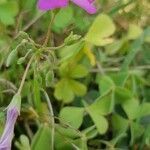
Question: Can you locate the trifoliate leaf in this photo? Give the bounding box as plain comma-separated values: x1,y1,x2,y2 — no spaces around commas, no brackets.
59,107,84,129
123,99,139,120
69,64,88,79
85,14,116,46
69,79,87,96
54,78,74,103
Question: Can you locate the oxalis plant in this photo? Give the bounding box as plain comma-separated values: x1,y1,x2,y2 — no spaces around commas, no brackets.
0,0,150,150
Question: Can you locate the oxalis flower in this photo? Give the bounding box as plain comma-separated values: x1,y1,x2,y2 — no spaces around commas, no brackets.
38,0,97,14
0,94,21,150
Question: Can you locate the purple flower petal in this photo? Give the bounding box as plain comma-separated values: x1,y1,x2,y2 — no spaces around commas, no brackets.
0,107,19,150
38,0,68,10
71,0,96,14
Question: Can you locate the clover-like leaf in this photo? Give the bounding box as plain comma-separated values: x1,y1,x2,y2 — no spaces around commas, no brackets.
85,14,116,46
127,24,143,40
69,64,88,79
53,6,73,32
54,78,86,103
86,92,113,134
54,78,74,103
59,107,84,129
96,75,115,95
69,79,87,96
122,99,139,120
31,125,52,150
58,41,84,62
111,114,129,134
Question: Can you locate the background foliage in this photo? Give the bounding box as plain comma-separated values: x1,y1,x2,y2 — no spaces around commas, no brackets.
0,0,150,149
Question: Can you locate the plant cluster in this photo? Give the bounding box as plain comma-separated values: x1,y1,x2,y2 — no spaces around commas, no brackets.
0,0,150,150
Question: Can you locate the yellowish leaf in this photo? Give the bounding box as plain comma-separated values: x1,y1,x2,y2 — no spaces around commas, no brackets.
85,14,116,46
83,44,96,66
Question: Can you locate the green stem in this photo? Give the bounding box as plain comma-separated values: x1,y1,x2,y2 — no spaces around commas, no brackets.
43,11,56,46
17,56,34,94
41,89,55,150
23,12,46,32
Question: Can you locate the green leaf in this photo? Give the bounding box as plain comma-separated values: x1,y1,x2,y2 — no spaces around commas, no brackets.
53,6,73,31
83,44,96,66
55,124,80,139
54,131,75,149
21,0,36,10
114,87,133,104
138,103,150,118
69,64,88,79
85,14,116,46
122,99,139,120
54,131,86,150
88,92,113,116
82,126,98,140
121,27,150,71
111,72,129,86
0,1,19,25
69,79,87,96
127,24,143,40
54,78,87,103
111,133,127,146
58,41,84,62
86,93,113,134
59,63,88,78
142,126,150,147
89,113,108,135
111,114,128,134
17,57,26,65
6,49,17,67
105,39,125,55
15,135,31,150
58,62,69,77
73,138,88,150
96,75,115,95
121,36,144,71
31,125,52,150
130,122,144,145
54,78,74,103
59,107,84,129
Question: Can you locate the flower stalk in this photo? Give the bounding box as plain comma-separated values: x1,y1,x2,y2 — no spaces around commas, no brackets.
0,55,34,150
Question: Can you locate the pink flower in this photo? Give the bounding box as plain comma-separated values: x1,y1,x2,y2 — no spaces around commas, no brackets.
38,0,97,14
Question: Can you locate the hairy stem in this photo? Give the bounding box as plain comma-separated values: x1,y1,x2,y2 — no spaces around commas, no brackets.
41,89,55,150
17,56,34,94
43,11,55,46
